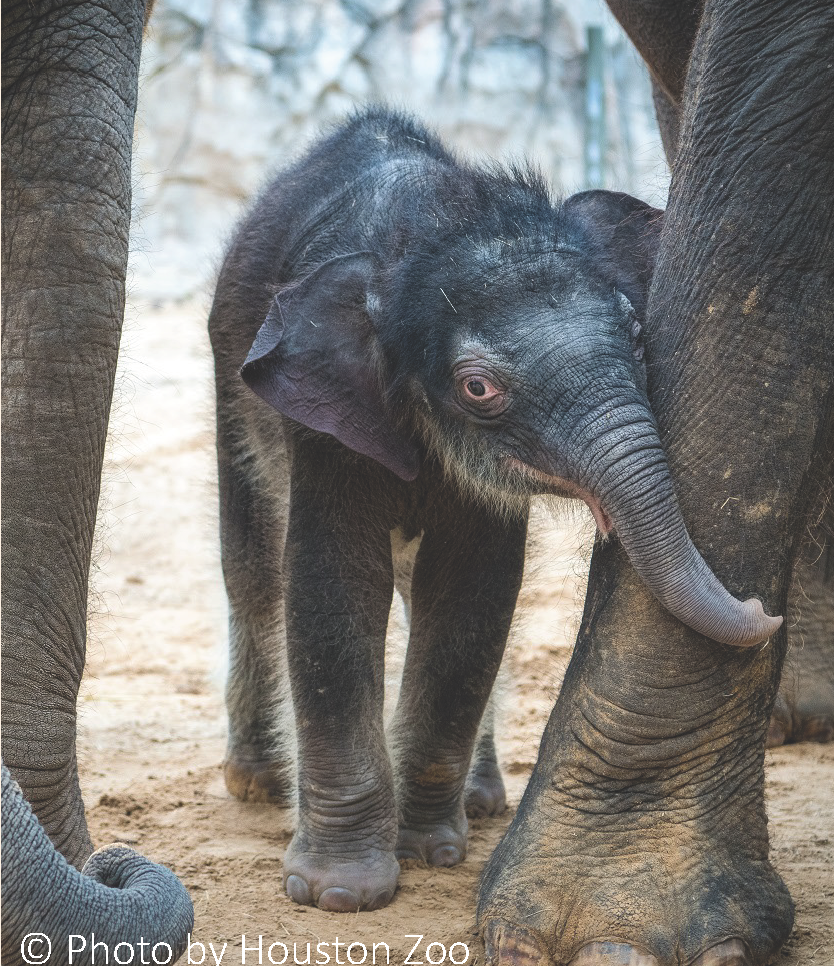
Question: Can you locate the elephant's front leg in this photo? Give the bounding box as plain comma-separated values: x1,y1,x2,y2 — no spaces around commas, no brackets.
1,0,146,867
391,499,527,866
477,546,797,966
282,441,399,912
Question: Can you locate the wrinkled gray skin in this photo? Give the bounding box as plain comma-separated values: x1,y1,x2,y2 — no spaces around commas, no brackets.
1,764,194,966
477,2,834,966
2,0,192,952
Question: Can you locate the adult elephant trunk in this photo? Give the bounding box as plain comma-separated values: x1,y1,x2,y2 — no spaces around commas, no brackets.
1,764,194,966
575,411,782,648
2,0,146,865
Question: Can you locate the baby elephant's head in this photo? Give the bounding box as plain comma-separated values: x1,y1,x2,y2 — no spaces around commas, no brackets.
242,186,781,649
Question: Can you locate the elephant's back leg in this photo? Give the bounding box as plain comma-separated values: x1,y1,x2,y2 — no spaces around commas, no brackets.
769,523,834,746
465,692,507,818
215,373,294,804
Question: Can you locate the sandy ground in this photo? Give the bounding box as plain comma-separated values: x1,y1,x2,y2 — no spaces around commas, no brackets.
79,295,833,965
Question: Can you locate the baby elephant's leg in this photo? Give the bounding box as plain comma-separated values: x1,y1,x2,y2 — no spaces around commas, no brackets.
282,441,399,912
391,499,527,866
769,531,834,746
392,529,509,819
218,414,293,804
465,693,507,818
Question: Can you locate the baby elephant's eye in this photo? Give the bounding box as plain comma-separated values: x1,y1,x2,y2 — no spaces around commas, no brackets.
455,368,507,416
463,376,500,402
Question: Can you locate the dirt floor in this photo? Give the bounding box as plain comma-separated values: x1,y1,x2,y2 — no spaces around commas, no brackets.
79,295,833,965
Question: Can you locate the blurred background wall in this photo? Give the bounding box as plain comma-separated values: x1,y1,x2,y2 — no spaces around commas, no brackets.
130,0,671,300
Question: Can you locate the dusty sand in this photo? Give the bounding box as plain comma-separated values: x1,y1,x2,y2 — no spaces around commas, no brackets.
79,296,833,965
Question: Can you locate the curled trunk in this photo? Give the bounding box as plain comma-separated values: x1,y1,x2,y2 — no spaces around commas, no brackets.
1,763,193,966
579,417,782,648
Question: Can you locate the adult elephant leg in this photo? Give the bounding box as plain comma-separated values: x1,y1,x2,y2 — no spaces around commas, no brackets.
769,520,834,747
477,2,834,965
1,0,146,866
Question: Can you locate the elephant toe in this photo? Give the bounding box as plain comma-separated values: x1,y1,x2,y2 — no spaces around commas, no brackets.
690,939,750,966
569,943,658,966
283,836,399,911
484,920,550,966
224,754,292,804
396,821,467,866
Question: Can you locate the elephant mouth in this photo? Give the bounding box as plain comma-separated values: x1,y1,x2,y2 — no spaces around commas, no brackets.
504,457,613,534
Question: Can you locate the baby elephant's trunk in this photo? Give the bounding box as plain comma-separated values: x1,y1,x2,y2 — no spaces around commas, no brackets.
580,415,782,648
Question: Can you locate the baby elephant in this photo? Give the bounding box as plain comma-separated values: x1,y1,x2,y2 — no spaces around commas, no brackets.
208,108,780,913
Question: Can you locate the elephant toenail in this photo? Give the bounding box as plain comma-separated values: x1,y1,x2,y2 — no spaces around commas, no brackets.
430,844,462,867
690,939,750,966
285,874,313,906
317,886,362,912
483,920,548,966
367,889,395,911
569,942,659,965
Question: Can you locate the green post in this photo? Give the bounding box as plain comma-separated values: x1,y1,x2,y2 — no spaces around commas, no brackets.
584,24,606,189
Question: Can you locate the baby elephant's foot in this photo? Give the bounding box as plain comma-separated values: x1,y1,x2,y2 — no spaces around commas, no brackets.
284,834,399,912
224,742,292,804
766,654,834,747
396,812,468,867
767,690,834,746
396,770,469,866
396,757,472,865
284,771,400,912
465,758,507,818
769,546,834,747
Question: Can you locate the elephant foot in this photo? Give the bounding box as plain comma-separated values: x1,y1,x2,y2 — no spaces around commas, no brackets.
767,686,834,747
766,645,834,747
484,928,750,966
465,757,507,818
768,539,834,747
223,743,293,803
284,768,400,911
395,760,470,865
283,833,399,912
476,783,793,966
396,813,468,866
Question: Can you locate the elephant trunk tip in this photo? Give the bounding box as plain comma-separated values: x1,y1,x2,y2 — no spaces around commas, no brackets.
83,843,195,948
724,597,783,648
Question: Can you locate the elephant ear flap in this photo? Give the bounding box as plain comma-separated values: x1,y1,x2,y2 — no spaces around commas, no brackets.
562,190,664,316
241,252,420,481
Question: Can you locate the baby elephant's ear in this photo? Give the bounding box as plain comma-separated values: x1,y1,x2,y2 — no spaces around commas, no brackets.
241,252,420,481
562,190,664,316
